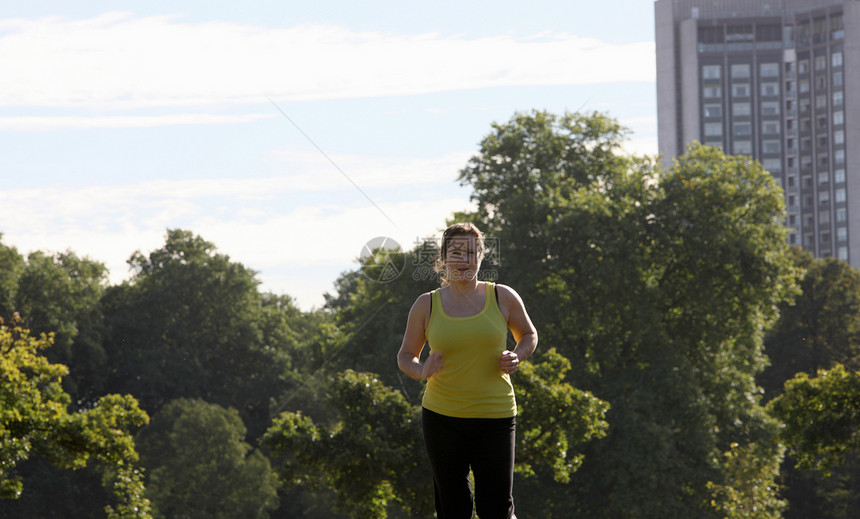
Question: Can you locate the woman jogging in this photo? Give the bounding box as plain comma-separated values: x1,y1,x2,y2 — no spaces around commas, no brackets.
397,222,538,519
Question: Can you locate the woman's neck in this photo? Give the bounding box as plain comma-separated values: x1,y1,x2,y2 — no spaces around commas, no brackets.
448,278,481,297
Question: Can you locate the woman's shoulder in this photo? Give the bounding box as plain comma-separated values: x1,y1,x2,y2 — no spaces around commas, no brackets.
493,283,525,307
411,291,434,311
492,283,518,298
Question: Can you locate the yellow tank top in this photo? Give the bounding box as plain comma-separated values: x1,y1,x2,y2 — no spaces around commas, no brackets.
422,282,517,418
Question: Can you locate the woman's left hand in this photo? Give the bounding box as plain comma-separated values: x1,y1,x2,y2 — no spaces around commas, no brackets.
500,350,520,374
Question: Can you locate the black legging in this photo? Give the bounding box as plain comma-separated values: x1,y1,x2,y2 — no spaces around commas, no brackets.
421,407,516,519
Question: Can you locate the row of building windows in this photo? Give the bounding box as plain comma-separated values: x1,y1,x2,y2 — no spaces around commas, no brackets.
788,236,850,262
697,15,845,46
788,189,850,206
702,84,843,105
788,208,849,225
701,52,843,81
783,169,848,186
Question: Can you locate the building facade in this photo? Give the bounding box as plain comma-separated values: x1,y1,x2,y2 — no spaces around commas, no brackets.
655,0,860,265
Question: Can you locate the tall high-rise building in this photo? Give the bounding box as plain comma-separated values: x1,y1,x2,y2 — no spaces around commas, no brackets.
655,0,860,265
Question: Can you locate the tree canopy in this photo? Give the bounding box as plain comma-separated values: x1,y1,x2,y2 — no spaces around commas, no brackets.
0,317,151,518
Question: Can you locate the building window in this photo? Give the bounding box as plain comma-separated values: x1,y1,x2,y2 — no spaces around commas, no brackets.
838,247,848,261
838,227,847,242
816,94,828,108
818,135,828,148
760,62,780,77
762,102,780,115
761,82,780,96
835,169,846,183
836,188,846,203
820,191,830,205
833,52,843,67
833,91,844,107
833,150,845,166
835,130,845,145
800,98,810,113
734,140,752,155
733,84,750,97
762,122,780,135
815,55,827,71
763,140,781,153
832,14,845,39
837,208,847,223
818,155,829,168
836,150,845,165
731,63,751,78
762,158,781,172
816,76,828,90
819,171,830,184
704,122,723,136
799,79,810,93
834,111,844,125
834,71,843,87
704,104,723,117
734,122,751,135
704,86,722,98
733,102,751,116
799,59,809,74
703,65,721,80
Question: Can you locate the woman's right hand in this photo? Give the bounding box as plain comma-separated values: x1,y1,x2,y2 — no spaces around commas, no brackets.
422,351,444,379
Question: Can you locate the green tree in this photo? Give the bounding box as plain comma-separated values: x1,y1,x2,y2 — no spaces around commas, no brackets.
263,369,433,519
514,348,609,482
102,229,304,437
15,250,110,405
458,110,795,517
768,364,860,475
0,317,151,518
0,236,24,318
758,251,860,519
136,398,279,519
323,247,439,398
761,250,860,400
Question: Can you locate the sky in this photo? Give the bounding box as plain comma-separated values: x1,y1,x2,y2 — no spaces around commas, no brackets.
0,1,658,310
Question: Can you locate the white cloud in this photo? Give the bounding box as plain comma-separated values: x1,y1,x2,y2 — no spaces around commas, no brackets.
0,113,275,131
0,151,473,308
0,13,656,110
265,148,474,190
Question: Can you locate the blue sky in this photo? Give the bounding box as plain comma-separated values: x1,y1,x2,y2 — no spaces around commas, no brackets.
0,1,658,309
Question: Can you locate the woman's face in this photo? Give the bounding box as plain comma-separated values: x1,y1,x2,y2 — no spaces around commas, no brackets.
444,234,482,282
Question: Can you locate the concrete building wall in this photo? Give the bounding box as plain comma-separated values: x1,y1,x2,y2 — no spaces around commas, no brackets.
655,0,679,167
844,2,860,263
679,18,701,156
